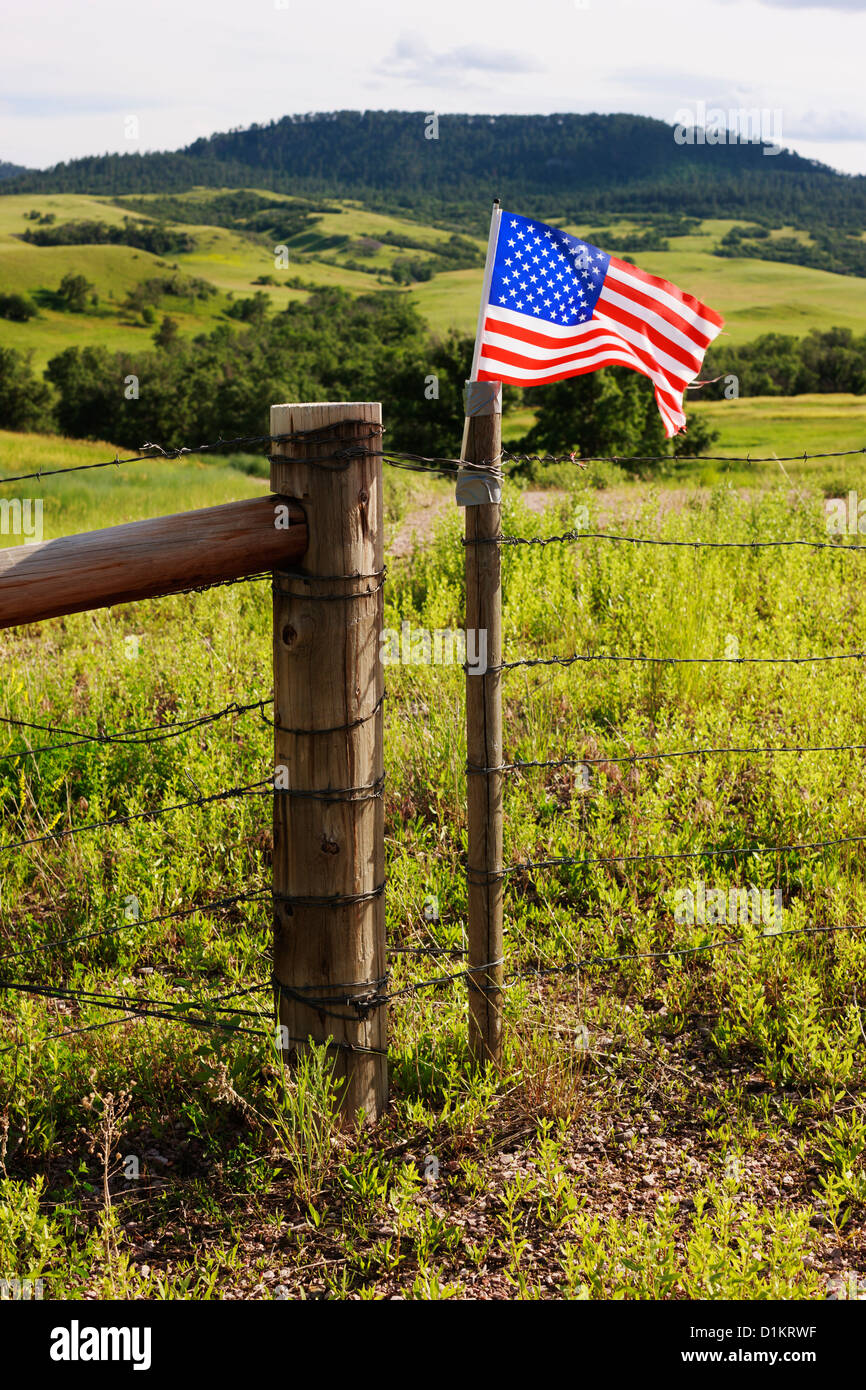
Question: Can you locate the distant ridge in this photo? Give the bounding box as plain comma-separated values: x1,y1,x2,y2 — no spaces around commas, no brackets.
4,111,865,226
0,160,30,181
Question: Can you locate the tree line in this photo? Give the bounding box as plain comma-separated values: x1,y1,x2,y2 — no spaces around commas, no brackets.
702,328,866,397
0,287,716,467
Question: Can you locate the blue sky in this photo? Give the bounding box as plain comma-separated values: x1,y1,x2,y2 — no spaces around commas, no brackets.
2,0,865,174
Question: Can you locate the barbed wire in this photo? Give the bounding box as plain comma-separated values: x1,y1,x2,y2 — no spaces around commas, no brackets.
501,445,866,468
271,916,866,1018
466,530,866,552
5,916,862,1055
0,888,270,965
496,650,866,672
483,827,866,879
381,449,500,478
0,424,491,490
485,735,866,775
506,919,866,985
175,571,274,597
0,432,291,487
0,698,272,767
0,977,268,1053
0,424,385,488
271,957,503,1020
5,430,866,493
0,779,271,855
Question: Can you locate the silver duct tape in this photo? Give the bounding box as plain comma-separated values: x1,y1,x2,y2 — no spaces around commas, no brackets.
463,380,502,417
456,470,502,506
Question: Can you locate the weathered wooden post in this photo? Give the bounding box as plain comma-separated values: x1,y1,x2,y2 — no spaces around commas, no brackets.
270,402,387,1124
459,382,504,1067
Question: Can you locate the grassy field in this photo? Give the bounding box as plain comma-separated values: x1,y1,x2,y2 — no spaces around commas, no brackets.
0,431,267,542
0,428,865,1300
0,190,481,370
502,394,866,496
4,193,866,371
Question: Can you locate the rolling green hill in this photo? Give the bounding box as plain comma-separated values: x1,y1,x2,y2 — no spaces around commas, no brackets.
4,190,866,374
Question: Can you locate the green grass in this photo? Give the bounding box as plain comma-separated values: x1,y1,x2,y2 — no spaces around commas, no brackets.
0,431,267,541
0,434,865,1300
683,394,866,488
503,394,866,491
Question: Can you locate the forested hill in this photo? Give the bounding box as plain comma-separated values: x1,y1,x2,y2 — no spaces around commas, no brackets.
0,160,29,181
5,111,866,227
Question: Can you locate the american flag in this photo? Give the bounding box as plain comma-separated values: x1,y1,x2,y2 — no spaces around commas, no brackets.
475,210,724,438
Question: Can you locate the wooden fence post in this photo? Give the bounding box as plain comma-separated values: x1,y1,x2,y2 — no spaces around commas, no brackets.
462,384,504,1067
269,402,387,1125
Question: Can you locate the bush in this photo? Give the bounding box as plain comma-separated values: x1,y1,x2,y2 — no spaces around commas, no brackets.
0,347,54,431
0,292,36,322
57,273,94,313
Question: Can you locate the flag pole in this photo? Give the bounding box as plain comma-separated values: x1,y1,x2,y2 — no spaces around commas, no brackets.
461,198,504,1069
460,198,502,464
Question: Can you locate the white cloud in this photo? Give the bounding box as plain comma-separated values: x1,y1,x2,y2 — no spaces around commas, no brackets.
755,0,866,9
382,34,543,87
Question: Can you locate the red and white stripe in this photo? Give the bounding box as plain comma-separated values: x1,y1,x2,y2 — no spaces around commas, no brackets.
477,255,724,438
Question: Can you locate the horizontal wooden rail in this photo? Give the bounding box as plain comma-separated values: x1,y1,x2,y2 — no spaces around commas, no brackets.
0,495,307,629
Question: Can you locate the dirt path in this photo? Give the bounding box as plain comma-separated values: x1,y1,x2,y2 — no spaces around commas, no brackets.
390,488,568,558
